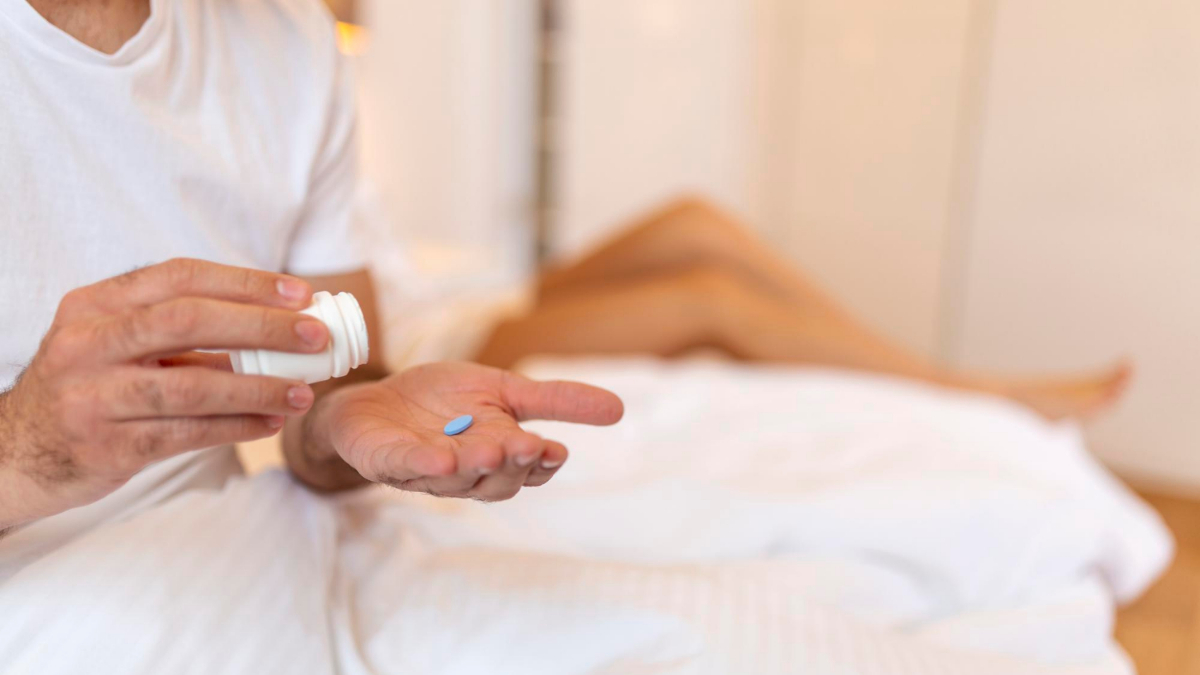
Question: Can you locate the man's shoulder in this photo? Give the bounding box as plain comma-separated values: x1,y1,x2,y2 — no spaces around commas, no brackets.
233,0,339,47
184,0,344,123
193,0,341,71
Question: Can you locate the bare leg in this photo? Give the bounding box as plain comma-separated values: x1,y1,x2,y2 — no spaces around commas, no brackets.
477,268,725,369
481,197,1130,419
482,265,937,372
540,197,844,314
538,197,957,376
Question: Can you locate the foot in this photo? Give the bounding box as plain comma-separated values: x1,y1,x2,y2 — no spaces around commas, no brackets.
985,361,1133,421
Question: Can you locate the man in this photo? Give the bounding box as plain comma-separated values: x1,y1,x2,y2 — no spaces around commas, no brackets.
0,0,622,574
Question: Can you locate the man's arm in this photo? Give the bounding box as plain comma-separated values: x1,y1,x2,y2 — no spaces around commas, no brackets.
0,259,331,529
282,268,387,492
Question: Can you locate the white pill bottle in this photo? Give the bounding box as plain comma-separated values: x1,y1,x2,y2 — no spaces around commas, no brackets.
230,291,369,384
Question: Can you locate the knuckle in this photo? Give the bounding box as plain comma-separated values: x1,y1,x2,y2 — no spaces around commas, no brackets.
41,324,91,368
235,266,263,300
162,258,201,292
55,288,92,320
109,308,161,357
114,311,148,354
152,299,202,340
161,372,204,411
258,307,284,342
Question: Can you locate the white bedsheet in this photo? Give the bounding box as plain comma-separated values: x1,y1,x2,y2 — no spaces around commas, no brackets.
0,358,1172,674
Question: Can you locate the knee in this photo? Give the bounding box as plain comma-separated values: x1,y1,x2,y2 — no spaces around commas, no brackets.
659,194,723,227
671,265,748,311
663,265,758,347
646,195,744,248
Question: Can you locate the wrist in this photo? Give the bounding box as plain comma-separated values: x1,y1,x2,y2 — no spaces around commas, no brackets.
285,384,369,492
0,386,47,531
0,389,22,527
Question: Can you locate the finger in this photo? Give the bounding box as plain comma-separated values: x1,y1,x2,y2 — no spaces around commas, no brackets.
500,372,624,425
395,475,480,500
374,443,458,485
415,473,484,499
74,258,312,316
96,297,329,362
154,351,234,371
524,440,568,487
121,414,285,462
400,440,504,497
504,428,546,468
469,471,532,502
102,368,314,419
456,440,505,479
469,431,544,502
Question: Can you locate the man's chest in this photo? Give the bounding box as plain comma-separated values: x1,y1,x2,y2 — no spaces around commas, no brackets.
1,77,307,249
0,57,316,382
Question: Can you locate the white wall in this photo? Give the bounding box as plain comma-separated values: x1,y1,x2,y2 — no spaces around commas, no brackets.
555,0,761,254
954,0,1200,488
357,0,536,286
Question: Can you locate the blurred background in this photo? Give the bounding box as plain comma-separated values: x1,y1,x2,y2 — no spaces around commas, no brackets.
337,0,1199,494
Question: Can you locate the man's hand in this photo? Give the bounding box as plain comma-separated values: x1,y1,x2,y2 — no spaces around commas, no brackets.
302,362,623,501
0,258,331,528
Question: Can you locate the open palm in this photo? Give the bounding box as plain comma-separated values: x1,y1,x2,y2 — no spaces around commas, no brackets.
322,362,623,501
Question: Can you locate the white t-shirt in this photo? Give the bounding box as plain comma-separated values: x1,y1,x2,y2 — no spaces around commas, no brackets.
0,0,365,575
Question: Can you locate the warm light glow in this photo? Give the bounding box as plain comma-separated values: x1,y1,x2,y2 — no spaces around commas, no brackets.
335,21,370,56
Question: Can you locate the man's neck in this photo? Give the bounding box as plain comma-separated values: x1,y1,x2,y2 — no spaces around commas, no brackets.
26,0,152,55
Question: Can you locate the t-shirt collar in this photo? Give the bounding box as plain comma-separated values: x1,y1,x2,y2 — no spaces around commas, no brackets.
0,0,169,67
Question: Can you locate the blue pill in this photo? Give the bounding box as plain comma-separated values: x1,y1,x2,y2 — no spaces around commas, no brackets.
443,415,474,436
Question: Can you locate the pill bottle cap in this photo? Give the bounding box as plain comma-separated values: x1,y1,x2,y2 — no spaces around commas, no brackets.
230,291,369,384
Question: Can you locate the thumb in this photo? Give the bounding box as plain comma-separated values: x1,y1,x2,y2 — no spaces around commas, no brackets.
500,372,624,426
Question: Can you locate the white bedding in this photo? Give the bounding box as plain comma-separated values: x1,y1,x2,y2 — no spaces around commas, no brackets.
0,358,1172,674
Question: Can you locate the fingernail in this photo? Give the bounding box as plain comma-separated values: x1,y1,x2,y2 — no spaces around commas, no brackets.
540,459,563,470
266,415,286,429
277,279,310,302
476,466,494,476
295,320,328,348
287,385,313,409
514,454,538,467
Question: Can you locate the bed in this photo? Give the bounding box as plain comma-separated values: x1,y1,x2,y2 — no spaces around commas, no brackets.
0,356,1170,674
